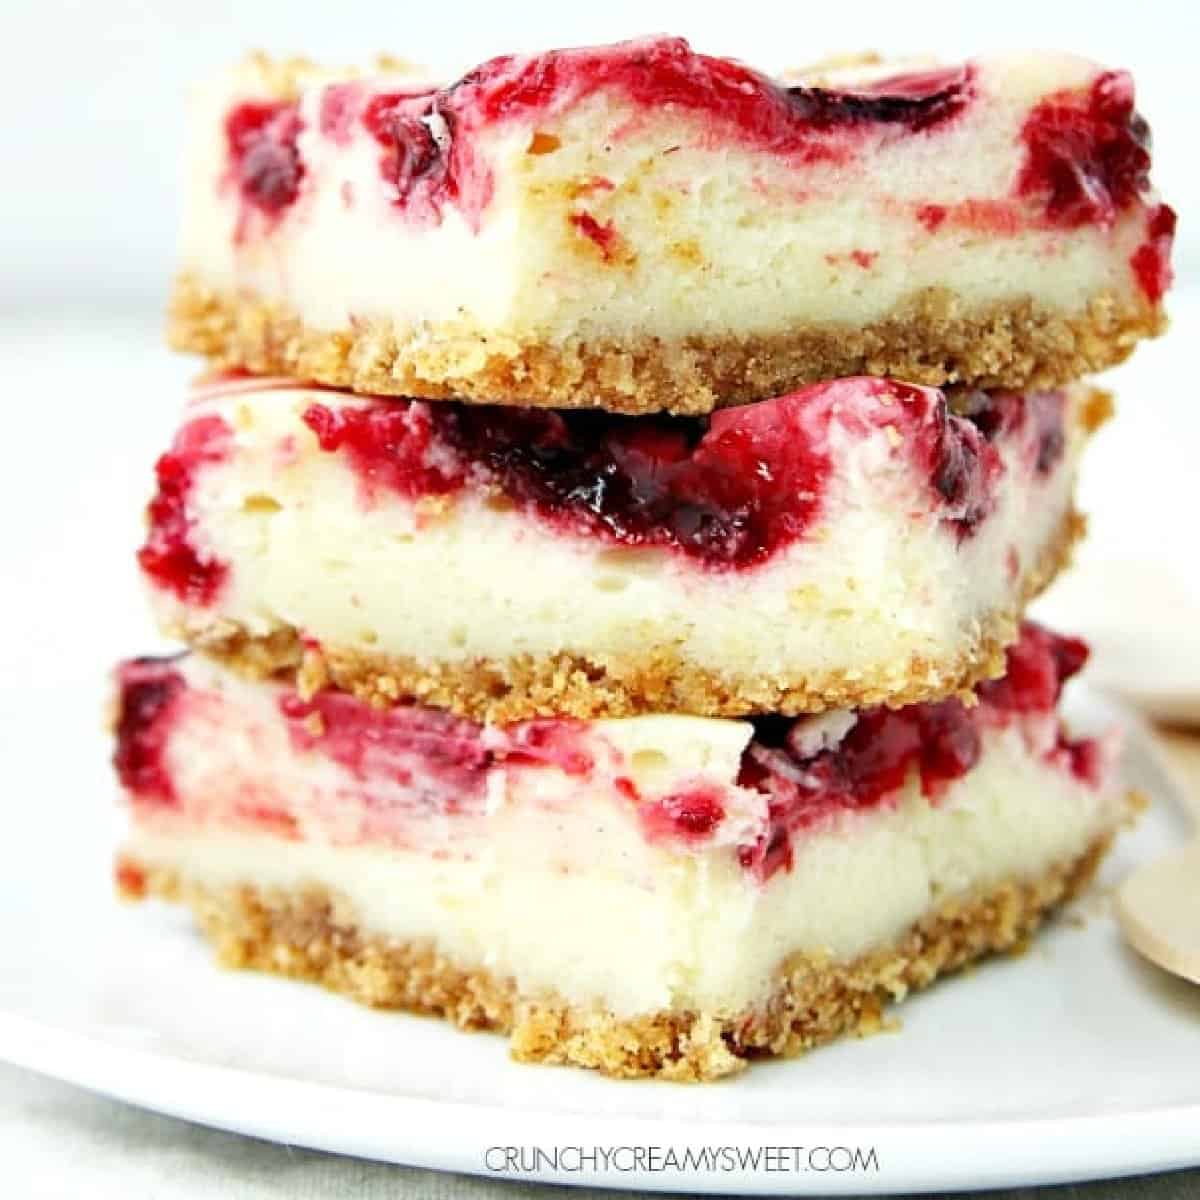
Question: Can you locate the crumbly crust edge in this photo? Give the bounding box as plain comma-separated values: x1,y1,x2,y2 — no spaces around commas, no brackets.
169,273,1163,416
117,829,1116,1081
167,508,1084,722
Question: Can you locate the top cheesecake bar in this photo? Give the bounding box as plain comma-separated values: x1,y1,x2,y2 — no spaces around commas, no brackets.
170,37,1174,415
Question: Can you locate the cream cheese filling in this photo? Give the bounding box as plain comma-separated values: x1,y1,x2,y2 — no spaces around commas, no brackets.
150,385,1086,692
178,52,1158,338
128,724,1119,1017
124,656,1121,1017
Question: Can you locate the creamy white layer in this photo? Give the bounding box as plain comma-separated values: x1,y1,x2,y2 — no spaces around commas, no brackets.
122,655,1122,1017
179,45,1166,348
146,380,1087,704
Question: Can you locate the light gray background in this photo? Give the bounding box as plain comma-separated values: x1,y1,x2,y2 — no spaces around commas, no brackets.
2,1,1196,1195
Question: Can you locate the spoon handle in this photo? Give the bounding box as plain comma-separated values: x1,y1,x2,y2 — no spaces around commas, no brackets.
1116,841,1200,986
1152,729,1200,827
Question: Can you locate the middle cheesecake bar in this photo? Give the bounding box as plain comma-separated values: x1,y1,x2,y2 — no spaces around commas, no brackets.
141,373,1104,721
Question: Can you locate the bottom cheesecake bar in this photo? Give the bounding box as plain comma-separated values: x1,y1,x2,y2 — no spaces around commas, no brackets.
112,624,1129,1080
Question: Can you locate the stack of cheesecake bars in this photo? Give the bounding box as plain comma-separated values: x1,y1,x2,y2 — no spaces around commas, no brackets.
112,37,1174,1079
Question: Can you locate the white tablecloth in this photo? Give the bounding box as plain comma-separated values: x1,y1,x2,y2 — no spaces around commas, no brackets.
3,1064,1196,1199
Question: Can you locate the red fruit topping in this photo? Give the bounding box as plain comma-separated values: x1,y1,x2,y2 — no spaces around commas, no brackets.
113,658,186,805
360,89,474,224
279,690,592,806
1130,203,1177,303
114,622,1102,874
446,391,833,567
977,622,1089,714
822,707,929,799
305,382,1023,568
916,203,948,233
497,720,593,775
319,82,363,145
352,38,972,224
737,622,1097,880
304,394,829,567
614,776,639,802
640,786,727,844
471,40,970,141
953,389,1015,441
137,415,231,605
236,806,301,840
225,100,305,224
1061,737,1106,788
1017,70,1152,228
912,198,1023,237
736,702,979,879
954,389,1065,477
917,700,986,789
114,858,148,898
280,690,492,809
927,415,995,538
302,403,464,501
570,211,618,259
848,65,972,105
908,390,1005,540
1031,393,1067,475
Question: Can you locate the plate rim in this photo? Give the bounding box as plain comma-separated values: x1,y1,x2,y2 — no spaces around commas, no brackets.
3,996,1199,1194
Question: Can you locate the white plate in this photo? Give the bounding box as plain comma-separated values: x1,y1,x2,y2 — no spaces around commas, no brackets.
1,313,1198,1192
1,683,1198,1195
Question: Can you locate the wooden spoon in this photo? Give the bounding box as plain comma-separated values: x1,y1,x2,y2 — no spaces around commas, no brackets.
1116,730,1200,985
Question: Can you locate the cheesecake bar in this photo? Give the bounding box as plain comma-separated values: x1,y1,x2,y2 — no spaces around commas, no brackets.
170,37,1173,413
114,623,1128,1080
139,372,1099,721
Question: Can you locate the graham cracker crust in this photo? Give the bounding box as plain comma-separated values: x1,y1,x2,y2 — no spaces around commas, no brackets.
169,508,1085,723
169,273,1162,416
117,830,1114,1081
